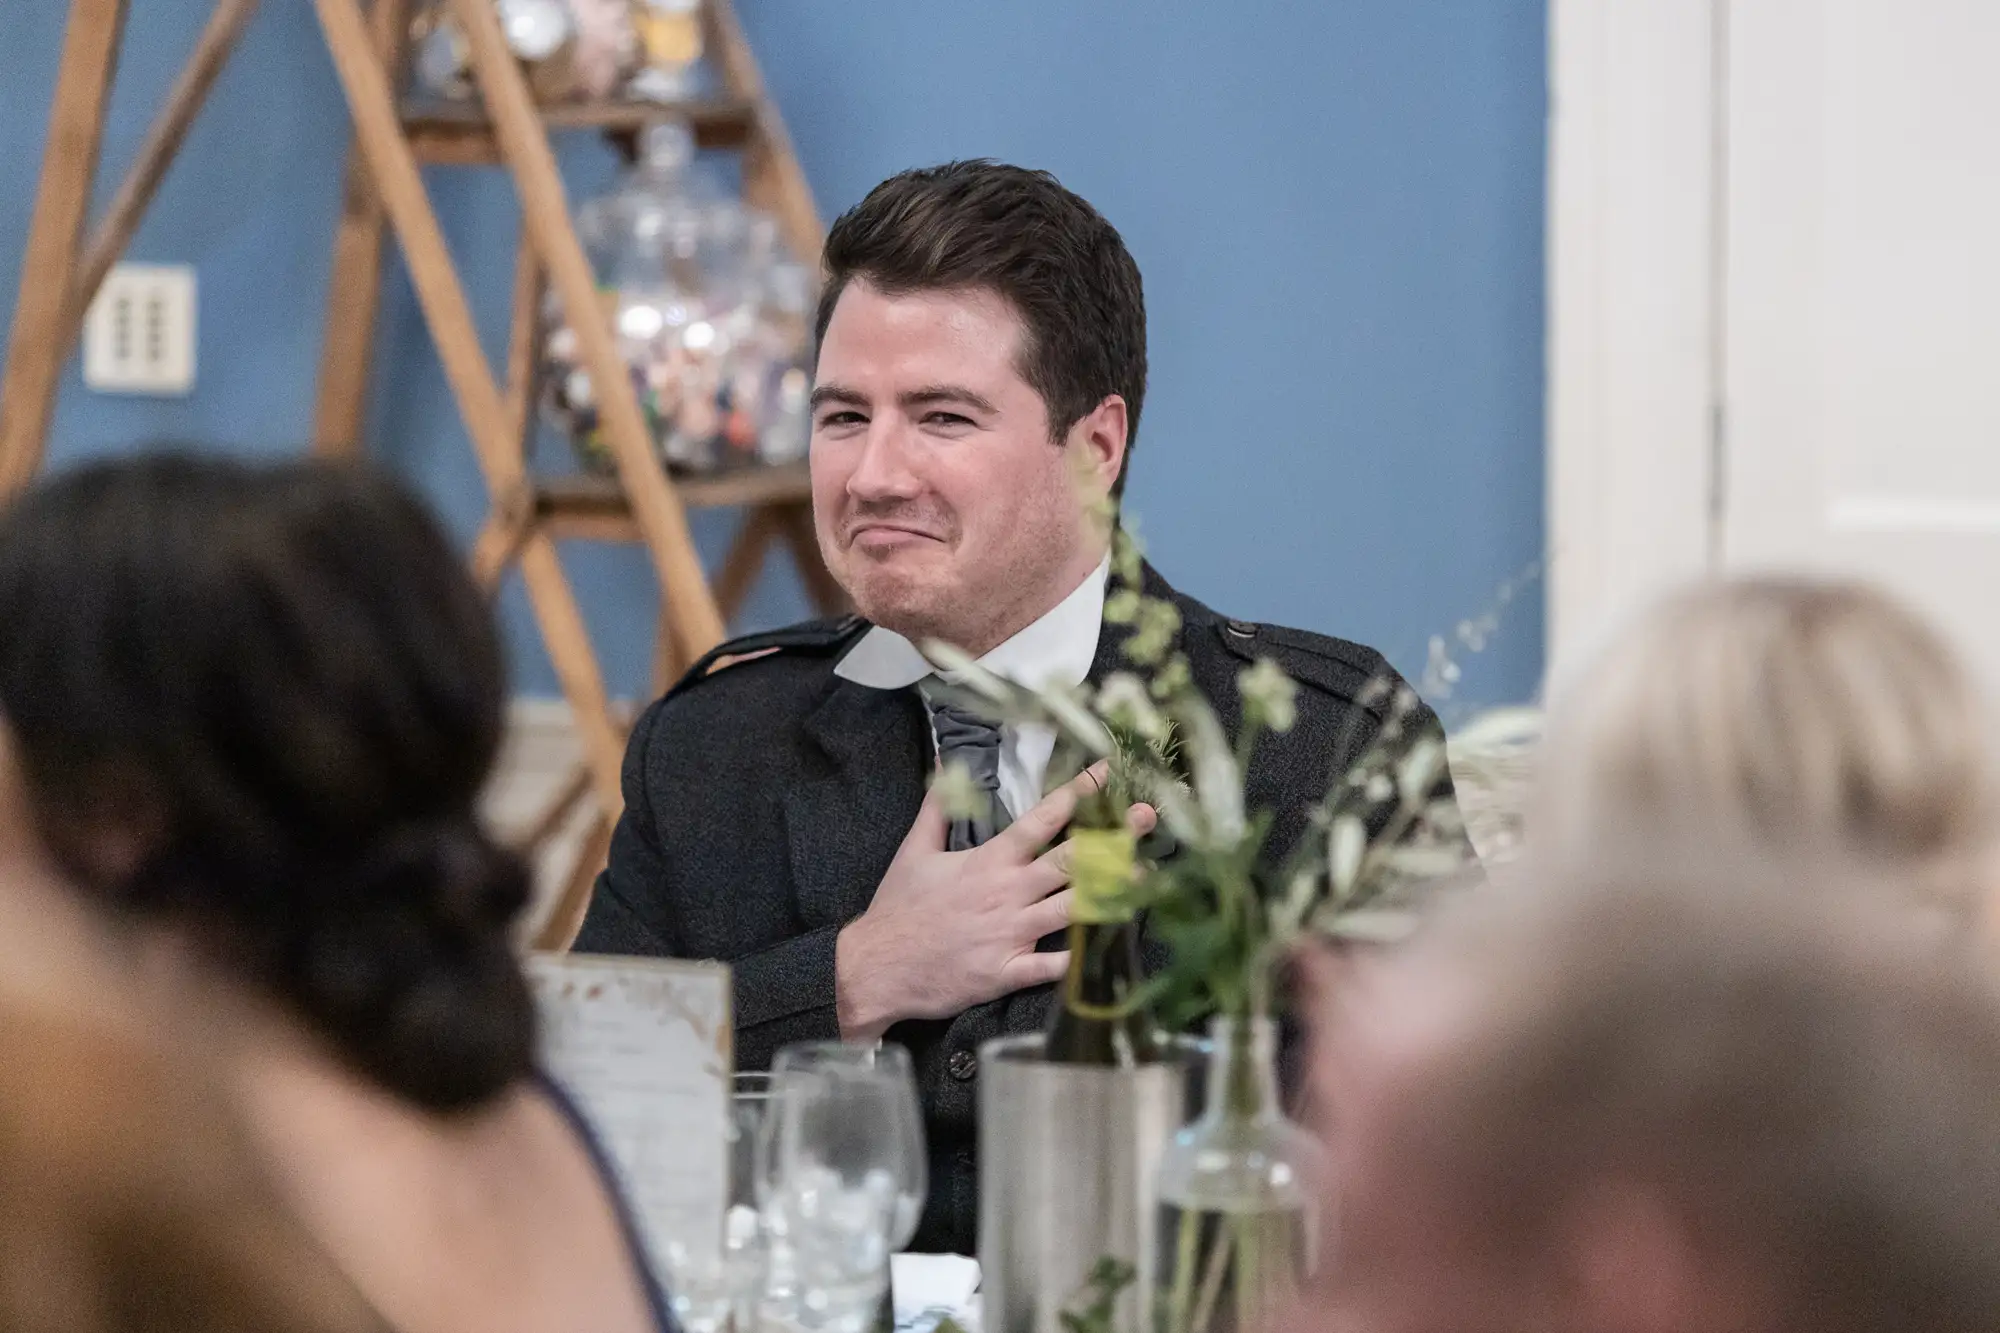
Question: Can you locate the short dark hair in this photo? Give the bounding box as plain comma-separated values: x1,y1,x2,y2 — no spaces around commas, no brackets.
0,452,533,1113
816,160,1148,496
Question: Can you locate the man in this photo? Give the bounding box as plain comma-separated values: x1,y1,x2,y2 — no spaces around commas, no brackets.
1303,850,2000,1333
576,161,1444,1254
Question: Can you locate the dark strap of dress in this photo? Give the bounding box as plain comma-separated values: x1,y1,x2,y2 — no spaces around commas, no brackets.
536,1070,682,1333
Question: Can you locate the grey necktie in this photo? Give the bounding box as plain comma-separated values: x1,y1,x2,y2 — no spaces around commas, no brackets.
922,685,1009,850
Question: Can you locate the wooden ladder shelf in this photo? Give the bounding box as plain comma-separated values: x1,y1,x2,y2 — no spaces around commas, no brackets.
0,0,840,948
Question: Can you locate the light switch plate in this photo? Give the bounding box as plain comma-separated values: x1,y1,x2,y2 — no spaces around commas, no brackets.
82,263,197,396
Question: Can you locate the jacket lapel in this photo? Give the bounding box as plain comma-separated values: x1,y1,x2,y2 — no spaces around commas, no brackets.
783,675,930,929
1085,559,1199,685
1034,561,1201,798
786,557,1196,907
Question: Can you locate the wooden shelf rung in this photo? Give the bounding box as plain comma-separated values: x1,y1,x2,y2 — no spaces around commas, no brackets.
534,461,812,542
403,95,758,165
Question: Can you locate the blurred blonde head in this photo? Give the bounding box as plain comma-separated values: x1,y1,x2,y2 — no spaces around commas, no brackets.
1533,576,1998,911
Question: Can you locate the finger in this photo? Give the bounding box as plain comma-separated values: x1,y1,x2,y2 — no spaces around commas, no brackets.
1030,837,1073,882
903,780,950,852
1025,888,1074,939
1000,842,1070,906
1001,948,1070,992
1022,804,1155,883
997,760,1111,859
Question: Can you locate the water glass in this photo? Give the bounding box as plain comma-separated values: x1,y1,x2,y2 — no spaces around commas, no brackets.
665,1243,733,1333
761,1042,927,1248
727,1073,777,1326
757,1043,928,1333
665,1072,786,1333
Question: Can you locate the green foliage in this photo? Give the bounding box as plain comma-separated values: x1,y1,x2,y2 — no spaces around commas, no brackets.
923,523,1481,1029
1057,1257,1138,1333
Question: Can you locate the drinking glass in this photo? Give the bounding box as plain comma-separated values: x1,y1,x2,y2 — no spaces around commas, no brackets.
726,1073,777,1326
667,1072,785,1333
756,1043,929,1333
763,1043,927,1246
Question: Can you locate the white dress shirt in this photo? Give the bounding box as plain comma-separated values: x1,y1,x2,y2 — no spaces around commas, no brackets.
833,557,1110,820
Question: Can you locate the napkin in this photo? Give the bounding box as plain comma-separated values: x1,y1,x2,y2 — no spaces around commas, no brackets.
891,1253,981,1332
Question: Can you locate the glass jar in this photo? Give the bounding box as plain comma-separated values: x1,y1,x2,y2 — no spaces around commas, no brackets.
1154,1015,1322,1333
543,119,812,476
544,119,735,474
628,0,706,102
409,0,581,104
735,215,815,468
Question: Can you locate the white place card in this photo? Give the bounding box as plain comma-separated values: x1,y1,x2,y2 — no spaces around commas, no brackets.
528,952,733,1268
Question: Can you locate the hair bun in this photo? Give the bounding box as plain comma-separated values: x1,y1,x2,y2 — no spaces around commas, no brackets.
342,821,532,934
288,821,537,1111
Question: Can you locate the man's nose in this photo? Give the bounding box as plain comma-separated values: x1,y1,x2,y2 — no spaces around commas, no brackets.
846,420,923,500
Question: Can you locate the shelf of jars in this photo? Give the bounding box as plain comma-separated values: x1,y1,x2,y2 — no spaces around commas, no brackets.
400,96,758,165
410,3,816,498
402,0,761,157
406,1,819,502
536,116,814,485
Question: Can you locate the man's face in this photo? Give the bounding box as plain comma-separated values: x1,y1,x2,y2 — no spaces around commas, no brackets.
809,280,1123,653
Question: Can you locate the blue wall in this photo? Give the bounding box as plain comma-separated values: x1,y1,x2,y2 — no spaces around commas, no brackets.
1,2,1547,711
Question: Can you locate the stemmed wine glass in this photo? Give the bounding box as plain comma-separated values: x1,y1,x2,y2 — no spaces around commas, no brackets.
756,1042,928,1332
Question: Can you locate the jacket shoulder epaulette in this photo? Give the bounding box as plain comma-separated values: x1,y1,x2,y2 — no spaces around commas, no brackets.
1205,615,1404,714
665,614,869,701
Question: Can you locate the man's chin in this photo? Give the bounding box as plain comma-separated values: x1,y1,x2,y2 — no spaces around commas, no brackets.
843,568,955,641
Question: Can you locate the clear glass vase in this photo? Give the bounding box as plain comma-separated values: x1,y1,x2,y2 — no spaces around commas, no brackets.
543,118,808,477
1154,1015,1322,1333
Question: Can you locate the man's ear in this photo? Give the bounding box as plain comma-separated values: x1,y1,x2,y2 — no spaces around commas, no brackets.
1066,394,1130,502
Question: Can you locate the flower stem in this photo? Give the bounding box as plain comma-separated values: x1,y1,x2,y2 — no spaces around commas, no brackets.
1234,1213,1261,1333
1166,1205,1199,1333
1188,1219,1233,1333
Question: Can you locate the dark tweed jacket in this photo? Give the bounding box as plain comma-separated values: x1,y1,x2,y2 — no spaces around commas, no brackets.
574,564,1453,1255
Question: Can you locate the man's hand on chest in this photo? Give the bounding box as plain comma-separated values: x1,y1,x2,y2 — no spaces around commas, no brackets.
831,761,1158,1042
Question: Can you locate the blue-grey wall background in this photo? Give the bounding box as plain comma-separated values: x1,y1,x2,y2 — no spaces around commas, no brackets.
0,2,1547,712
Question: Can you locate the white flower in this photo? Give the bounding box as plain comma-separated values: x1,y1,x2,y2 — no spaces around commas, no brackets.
1174,699,1245,844
1328,814,1367,896
1317,907,1421,946
932,760,988,823
1396,738,1445,807
1236,658,1298,734
1124,598,1182,666
1095,672,1171,745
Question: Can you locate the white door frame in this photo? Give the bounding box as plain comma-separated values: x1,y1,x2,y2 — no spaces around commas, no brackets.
1545,0,1724,687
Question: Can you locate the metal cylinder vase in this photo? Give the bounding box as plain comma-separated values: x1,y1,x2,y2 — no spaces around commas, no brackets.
978,1034,1200,1333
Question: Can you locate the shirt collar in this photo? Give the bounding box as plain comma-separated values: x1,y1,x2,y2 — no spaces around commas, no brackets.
833,556,1110,693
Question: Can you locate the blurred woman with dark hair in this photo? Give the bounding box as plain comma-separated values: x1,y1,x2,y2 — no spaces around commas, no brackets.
0,880,388,1333
0,733,382,1333
0,454,671,1333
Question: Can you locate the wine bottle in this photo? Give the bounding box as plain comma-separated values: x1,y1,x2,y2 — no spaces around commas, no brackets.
1044,827,1162,1065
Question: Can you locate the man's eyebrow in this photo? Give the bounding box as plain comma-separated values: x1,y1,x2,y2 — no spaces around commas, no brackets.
899,385,998,414
808,384,869,410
